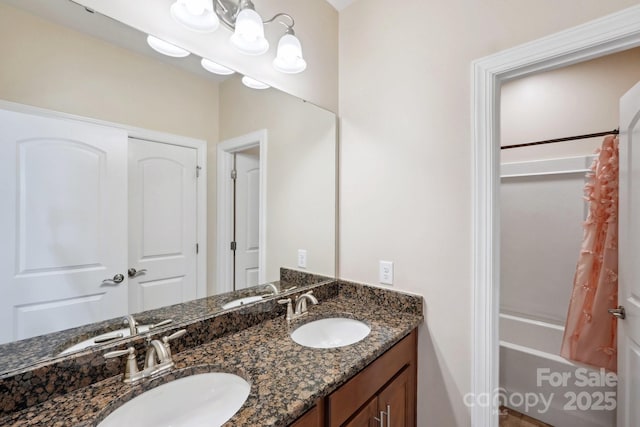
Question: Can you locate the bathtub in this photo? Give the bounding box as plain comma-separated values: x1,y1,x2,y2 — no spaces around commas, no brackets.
500,313,616,427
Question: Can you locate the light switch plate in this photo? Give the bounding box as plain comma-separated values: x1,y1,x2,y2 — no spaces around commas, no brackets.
298,249,307,268
379,260,393,285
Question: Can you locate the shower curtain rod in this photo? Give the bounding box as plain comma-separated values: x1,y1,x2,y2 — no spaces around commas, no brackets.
501,129,619,150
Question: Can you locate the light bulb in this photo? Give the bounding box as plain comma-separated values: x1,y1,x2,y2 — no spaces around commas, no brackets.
242,76,270,90
201,58,235,75
273,33,307,74
146,35,190,58
170,0,219,33
230,8,269,55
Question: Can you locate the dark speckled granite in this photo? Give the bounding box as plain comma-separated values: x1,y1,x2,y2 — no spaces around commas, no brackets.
0,281,422,426
0,269,332,377
0,281,337,416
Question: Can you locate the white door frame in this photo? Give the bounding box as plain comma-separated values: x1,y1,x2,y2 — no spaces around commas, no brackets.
216,129,268,294
471,6,640,426
0,100,208,300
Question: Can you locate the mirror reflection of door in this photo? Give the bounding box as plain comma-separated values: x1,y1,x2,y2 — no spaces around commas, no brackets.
128,138,198,313
0,109,202,343
232,148,260,290
0,110,128,344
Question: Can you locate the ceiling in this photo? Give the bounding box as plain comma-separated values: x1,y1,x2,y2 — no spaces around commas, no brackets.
4,0,354,82
325,0,357,11
2,0,229,82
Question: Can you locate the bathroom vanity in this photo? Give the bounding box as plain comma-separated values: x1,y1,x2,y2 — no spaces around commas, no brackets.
0,280,422,426
292,330,417,427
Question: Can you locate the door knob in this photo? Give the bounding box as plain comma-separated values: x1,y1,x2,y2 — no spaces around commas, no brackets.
102,273,125,285
127,268,147,278
608,306,626,319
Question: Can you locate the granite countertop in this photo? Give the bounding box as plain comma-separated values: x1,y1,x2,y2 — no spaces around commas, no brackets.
0,284,423,427
0,267,331,376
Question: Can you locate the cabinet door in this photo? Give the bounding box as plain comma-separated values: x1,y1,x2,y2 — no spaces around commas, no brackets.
378,368,412,427
344,398,378,427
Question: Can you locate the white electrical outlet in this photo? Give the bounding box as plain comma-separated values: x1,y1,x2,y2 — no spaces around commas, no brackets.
298,249,307,268
379,261,393,285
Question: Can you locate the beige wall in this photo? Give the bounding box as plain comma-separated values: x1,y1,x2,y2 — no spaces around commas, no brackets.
219,76,336,284
502,47,640,163
0,3,221,294
338,1,638,426
0,3,218,144
75,0,339,113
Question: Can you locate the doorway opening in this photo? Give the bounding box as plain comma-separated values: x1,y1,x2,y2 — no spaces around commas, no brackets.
471,6,640,427
497,47,640,427
216,129,267,294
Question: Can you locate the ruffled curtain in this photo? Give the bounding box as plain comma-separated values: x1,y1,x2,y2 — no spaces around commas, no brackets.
560,135,619,372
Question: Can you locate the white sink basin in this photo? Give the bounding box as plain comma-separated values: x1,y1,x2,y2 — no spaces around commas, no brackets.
98,373,250,427
59,325,152,355
291,317,371,348
222,295,264,310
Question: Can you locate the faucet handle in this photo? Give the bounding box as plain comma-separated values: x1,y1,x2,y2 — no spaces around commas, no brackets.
148,319,173,330
104,346,134,359
162,329,186,358
104,346,140,382
278,298,294,322
162,329,186,343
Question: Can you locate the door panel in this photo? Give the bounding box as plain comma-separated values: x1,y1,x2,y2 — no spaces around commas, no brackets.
378,368,410,427
344,398,378,427
619,80,640,427
128,139,197,313
234,151,260,290
0,109,128,343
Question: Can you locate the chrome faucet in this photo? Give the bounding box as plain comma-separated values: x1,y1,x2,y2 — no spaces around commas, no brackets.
278,291,318,322
123,315,138,336
264,283,279,295
144,339,171,369
295,291,318,314
104,329,186,384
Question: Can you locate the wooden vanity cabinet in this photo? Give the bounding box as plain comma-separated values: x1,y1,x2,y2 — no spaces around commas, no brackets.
291,401,325,427
289,329,417,427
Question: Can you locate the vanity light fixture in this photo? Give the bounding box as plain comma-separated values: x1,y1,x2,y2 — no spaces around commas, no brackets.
201,58,235,75
170,0,220,33
146,35,191,58
169,0,306,73
241,75,270,90
273,32,307,74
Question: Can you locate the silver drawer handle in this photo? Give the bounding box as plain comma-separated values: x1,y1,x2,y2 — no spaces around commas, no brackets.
102,273,125,285
128,268,147,278
374,404,391,427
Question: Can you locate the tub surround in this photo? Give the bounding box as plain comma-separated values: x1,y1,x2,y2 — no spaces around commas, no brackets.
0,281,423,426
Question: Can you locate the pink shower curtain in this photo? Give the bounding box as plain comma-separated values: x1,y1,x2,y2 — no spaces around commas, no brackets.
560,135,619,372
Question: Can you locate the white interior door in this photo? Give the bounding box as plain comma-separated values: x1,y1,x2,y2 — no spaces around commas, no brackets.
234,151,260,289
618,80,640,427
0,109,128,344
128,138,198,312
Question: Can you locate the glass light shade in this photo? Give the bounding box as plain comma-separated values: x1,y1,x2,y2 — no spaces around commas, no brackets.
146,35,190,58
230,8,269,55
170,0,219,33
241,76,270,90
273,34,307,74
201,58,235,75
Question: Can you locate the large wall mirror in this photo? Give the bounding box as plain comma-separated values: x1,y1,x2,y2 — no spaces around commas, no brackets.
0,0,336,373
